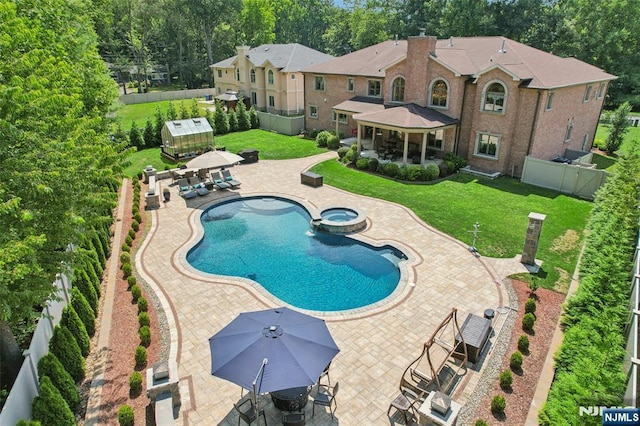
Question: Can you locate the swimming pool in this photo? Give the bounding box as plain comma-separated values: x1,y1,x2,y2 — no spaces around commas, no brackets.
186,197,406,311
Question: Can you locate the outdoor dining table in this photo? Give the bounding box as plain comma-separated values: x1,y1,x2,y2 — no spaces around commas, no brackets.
270,386,311,411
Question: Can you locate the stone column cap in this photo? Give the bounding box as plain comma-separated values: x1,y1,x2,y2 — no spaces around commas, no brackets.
528,212,546,221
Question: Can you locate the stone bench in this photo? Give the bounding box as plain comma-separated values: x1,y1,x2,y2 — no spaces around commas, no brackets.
301,171,323,187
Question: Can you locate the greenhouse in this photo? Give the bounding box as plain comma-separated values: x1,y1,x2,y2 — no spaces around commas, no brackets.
161,118,215,160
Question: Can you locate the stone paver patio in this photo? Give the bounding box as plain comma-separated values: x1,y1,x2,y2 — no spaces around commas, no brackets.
135,152,529,425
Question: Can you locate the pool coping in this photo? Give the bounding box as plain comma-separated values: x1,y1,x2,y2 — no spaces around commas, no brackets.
175,192,420,321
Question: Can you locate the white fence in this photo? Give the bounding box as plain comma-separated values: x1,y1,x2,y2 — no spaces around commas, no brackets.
624,231,640,407
120,88,216,105
256,111,305,136
0,273,72,425
520,155,609,200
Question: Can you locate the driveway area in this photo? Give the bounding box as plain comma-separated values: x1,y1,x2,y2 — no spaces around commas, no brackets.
135,151,528,425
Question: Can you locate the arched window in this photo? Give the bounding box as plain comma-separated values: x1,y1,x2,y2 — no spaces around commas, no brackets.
482,81,506,112
268,70,274,85
392,77,405,102
430,79,448,107
250,69,256,83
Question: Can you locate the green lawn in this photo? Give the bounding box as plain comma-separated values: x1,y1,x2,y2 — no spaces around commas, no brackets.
113,98,209,131
122,129,326,177
594,122,640,161
310,160,592,292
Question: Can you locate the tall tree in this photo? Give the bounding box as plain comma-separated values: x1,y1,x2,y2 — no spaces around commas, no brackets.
439,0,496,37
241,0,275,46
349,0,391,50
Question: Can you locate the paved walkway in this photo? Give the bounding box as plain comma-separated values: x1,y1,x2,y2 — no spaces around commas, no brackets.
136,152,530,425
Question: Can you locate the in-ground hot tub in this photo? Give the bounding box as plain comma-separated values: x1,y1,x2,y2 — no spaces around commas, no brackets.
312,206,367,234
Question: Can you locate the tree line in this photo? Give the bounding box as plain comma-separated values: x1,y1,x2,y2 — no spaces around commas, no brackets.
93,0,640,108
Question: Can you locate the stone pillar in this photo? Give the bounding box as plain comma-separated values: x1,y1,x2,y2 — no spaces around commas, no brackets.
522,212,546,266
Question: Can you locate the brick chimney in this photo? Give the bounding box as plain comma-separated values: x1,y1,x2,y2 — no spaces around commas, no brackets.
405,31,436,104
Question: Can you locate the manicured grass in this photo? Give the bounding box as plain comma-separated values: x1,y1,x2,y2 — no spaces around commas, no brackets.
121,130,326,177
594,122,640,159
113,98,208,131
310,160,592,292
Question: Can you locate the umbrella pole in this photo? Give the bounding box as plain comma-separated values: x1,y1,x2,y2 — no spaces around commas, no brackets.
252,358,268,426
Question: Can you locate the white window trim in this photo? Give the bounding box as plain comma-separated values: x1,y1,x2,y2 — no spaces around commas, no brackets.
250,69,256,83
481,80,507,114
367,79,382,97
429,78,450,109
267,70,274,85
347,77,355,92
583,84,593,103
391,76,406,103
597,82,605,99
236,68,241,81
314,75,325,92
474,132,501,159
268,95,275,107
309,105,318,119
545,91,555,111
565,122,574,142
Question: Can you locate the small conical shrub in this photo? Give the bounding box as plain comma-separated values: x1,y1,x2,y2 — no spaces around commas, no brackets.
71,287,95,336
138,311,150,328
135,346,147,368
518,334,530,353
73,269,98,313
32,376,75,425
139,325,151,346
137,297,148,313
522,312,536,332
491,395,506,414
49,326,85,382
524,298,536,314
37,353,80,411
118,405,134,426
129,371,143,392
131,285,142,301
61,305,90,356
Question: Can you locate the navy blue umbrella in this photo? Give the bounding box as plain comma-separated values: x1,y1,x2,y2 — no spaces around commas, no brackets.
209,307,340,394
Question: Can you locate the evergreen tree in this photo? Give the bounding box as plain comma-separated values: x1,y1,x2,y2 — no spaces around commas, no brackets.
61,305,90,357
71,288,95,337
190,98,201,118
154,107,164,147
49,326,85,382
32,376,75,426
205,108,216,134
605,101,632,154
228,109,238,132
143,118,155,147
213,100,229,134
179,101,190,119
37,353,80,411
129,121,144,148
166,101,177,120
236,99,251,131
249,105,259,129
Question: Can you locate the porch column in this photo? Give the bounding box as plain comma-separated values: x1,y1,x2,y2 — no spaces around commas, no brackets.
372,126,377,151
356,125,361,153
402,133,409,164
421,132,428,164
335,116,339,138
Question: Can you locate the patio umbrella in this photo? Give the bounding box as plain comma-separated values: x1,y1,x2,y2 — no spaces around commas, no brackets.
209,307,340,394
185,150,244,170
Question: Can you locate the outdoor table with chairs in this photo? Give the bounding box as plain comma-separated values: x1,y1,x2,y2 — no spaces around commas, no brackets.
270,386,311,411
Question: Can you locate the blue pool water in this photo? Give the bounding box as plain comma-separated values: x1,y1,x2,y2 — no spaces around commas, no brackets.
186,197,405,311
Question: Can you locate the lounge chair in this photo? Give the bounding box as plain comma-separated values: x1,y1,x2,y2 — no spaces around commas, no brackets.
210,171,231,190
221,169,241,188
176,178,197,199
188,177,210,196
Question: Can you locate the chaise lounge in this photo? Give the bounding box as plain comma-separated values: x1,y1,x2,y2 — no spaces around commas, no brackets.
176,178,197,199
210,171,231,190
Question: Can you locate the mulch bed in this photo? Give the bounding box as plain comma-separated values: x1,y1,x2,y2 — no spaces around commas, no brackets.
472,280,565,424
82,180,160,425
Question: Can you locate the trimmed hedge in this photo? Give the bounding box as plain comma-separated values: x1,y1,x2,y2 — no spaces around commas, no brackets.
540,153,639,424
37,353,80,411
491,395,506,414
32,376,75,425
61,305,90,357
129,371,143,392
71,287,95,337
135,346,147,367
49,325,85,382
73,269,98,314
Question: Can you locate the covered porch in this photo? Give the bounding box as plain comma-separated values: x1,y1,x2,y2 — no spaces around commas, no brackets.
333,98,458,166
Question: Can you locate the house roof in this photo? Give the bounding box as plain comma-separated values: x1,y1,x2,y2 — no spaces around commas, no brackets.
353,103,459,130
433,37,616,88
303,40,408,77
333,96,385,114
303,36,616,89
211,44,334,72
164,118,213,137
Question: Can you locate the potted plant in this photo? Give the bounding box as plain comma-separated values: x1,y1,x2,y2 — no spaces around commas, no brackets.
163,187,170,202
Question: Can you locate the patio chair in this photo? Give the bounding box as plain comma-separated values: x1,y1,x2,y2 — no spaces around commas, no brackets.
210,171,231,190
176,178,197,199
387,386,421,424
234,398,267,426
312,381,338,419
316,361,331,388
188,177,210,196
282,410,305,426
221,169,241,188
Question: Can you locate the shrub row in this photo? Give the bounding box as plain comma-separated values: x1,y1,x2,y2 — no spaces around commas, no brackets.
540,151,640,425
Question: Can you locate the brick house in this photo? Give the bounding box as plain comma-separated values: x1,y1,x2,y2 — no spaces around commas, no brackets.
302,34,616,176
211,44,334,116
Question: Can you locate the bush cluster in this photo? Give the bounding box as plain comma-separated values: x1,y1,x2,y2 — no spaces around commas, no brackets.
491,395,506,414
524,298,536,314
522,312,536,332
510,350,523,370
499,370,513,390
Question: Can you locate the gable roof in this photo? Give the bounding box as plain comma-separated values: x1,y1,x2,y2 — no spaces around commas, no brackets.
303,40,408,77
211,44,334,72
163,118,213,137
302,36,615,89
433,37,616,89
